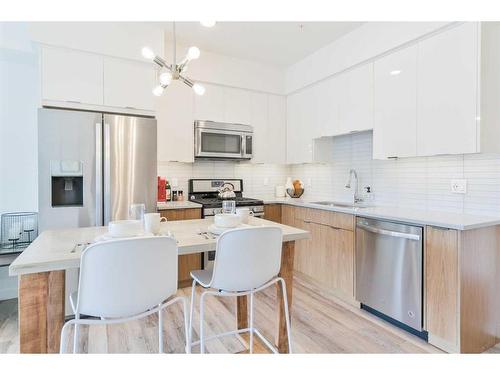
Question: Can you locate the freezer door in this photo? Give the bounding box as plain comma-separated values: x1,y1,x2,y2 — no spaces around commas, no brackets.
103,114,157,223
38,108,102,231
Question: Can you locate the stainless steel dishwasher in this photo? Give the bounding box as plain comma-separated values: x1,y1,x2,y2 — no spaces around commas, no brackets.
356,217,424,335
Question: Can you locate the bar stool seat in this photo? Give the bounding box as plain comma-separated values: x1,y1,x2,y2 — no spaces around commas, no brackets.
190,269,212,288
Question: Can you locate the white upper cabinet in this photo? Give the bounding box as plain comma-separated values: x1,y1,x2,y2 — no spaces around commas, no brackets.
156,81,194,163
251,93,286,164
286,90,313,164
373,45,418,159
317,77,340,137
41,46,156,114
103,57,155,111
250,92,268,164
42,47,103,105
266,94,287,164
417,22,479,156
193,83,225,122
224,88,251,124
336,63,374,135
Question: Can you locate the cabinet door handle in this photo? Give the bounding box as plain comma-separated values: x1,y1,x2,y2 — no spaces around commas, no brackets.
303,219,343,231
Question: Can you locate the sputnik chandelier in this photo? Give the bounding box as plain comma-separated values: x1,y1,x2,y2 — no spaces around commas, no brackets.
142,21,214,96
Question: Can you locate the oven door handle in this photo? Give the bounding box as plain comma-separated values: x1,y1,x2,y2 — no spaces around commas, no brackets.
357,223,421,241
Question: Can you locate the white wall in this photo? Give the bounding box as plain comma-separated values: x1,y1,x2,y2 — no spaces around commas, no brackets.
29,22,164,62
285,22,452,93
164,40,286,95
0,22,40,300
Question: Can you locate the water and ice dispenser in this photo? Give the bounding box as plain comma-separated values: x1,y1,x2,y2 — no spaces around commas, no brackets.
50,160,84,207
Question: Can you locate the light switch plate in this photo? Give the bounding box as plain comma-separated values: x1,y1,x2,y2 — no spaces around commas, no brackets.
451,179,467,194
263,178,269,186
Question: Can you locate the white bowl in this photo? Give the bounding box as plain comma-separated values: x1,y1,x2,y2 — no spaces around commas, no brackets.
108,220,143,238
214,213,241,228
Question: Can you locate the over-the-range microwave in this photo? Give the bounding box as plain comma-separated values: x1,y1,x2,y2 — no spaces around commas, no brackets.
194,120,253,160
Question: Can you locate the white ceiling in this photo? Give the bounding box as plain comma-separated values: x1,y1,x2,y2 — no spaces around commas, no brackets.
160,22,364,67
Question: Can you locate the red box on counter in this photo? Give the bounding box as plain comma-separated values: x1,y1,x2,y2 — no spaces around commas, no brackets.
157,176,166,202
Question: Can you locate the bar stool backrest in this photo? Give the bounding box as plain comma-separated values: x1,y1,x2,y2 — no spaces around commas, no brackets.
76,236,178,318
210,226,283,292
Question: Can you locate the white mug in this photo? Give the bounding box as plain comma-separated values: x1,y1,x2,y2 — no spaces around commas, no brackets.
144,213,167,235
235,208,254,224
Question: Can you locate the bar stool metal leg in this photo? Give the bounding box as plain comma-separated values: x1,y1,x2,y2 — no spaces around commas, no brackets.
249,291,254,354
188,279,196,351
158,303,164,353
73,313,80,353
199,291,207,354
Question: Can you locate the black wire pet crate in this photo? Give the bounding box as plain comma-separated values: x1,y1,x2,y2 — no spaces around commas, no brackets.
0,212,38,252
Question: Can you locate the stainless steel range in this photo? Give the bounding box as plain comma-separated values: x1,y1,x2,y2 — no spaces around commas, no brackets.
188,179,264,218
188,178,264,269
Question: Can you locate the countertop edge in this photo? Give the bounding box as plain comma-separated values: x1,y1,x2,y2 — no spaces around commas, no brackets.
261,198,500,231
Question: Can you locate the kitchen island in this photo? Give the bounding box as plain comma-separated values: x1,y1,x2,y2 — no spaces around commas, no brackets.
9,217,309,354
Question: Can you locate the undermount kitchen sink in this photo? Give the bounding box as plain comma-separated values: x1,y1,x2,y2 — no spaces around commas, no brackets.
310,201,370,209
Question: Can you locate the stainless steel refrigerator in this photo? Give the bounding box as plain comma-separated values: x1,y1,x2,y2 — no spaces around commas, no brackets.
38,108,157,231
38,108,157,315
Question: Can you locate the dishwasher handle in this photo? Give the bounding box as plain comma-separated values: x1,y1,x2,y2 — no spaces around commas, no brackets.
357,223,421,241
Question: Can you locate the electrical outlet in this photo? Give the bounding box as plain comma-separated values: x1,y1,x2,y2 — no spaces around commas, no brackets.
307,178,312,187
263,178,269,186
171,178,179,188
451,179,467,194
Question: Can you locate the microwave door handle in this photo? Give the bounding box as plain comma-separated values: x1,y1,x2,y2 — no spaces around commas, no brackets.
241,134,245,157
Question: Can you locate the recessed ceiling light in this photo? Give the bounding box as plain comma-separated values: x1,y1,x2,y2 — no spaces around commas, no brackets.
390,70,401,76
200,21,216,28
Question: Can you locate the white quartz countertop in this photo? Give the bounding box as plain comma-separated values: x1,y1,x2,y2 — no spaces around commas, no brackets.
9,217,309,276
157,201,202,210
260,197,500,230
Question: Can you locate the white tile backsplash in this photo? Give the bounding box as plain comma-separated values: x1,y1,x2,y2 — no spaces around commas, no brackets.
290,131,500,217
158,161,289,199
158,131,500,217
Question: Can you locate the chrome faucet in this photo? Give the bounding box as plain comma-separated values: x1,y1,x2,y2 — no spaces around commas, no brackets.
345,169,363,204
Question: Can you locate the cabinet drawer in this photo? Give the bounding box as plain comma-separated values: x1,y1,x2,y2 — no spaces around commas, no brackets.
304,208,354,231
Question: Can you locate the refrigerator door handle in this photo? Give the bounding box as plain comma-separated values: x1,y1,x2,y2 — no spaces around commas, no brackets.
103,122,111,225
95,123,103,226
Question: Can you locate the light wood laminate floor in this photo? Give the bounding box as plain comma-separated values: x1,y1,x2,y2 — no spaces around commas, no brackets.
1,273,498,354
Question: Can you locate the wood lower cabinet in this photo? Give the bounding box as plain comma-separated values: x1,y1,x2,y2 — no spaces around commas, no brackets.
263,204,282,223
425,226,459,349
280,205,355,303
159,208,202,287
425,225,500,353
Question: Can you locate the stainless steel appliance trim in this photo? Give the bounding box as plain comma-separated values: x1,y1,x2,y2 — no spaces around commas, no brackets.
195,120,253,133
95,122,103,226
243,135,253,158
103,122,111,225
357,222,421,241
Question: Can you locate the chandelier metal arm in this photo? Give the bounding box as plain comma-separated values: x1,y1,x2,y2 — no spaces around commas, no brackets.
143,21,205,96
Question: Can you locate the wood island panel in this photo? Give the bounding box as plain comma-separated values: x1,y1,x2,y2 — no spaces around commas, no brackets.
159,208,203,287
19,270,65,354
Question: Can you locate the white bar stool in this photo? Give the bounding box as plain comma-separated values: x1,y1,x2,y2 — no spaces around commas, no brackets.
188,226,292,354
60,236,189,354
